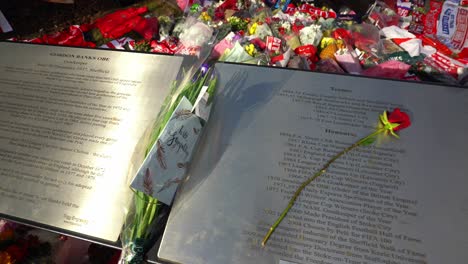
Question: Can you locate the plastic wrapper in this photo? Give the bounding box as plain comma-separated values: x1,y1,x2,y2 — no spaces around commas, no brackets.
299,24,322,46
215,0,238,20
351,23,380,53
251,7,273,23
355,48,382,68
284,33,302,50
176,0,190,12
212,32,237,59
317,17,336,30
316,58,345,73
251,23,274,40
361,60,411,79
119,28,218,263
379,38,404,56
220,41,255,63
287,55,305,69
271,48,292,67
178,17,214,48
331,28,352,44
366,1,400,29
335,48,362,74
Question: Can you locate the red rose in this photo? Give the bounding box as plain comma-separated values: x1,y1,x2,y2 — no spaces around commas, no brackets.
387,108,411,131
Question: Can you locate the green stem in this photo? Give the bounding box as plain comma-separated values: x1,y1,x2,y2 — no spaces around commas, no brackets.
261,128,386,247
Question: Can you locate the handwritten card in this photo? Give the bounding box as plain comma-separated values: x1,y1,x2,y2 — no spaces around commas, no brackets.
131,97,202,205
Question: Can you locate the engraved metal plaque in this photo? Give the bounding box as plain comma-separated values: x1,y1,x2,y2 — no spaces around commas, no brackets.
159,63,468,264
0,42,184,243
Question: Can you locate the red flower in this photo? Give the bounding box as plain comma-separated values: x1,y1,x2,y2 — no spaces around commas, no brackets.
332,28,352,43
292,24,305,34
277,27,286,35
387,108,411,131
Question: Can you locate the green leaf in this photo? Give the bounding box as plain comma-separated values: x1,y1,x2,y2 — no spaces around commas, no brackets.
360,137,376,146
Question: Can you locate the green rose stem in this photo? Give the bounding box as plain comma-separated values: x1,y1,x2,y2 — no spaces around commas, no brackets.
261,127,386,247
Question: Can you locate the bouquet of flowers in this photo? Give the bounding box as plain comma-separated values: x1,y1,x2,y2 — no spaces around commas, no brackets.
119,56,217,264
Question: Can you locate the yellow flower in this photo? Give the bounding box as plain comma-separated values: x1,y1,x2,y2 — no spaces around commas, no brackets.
249,22,258,35
245,44,257,56
320,37,336,49
199,12,212,22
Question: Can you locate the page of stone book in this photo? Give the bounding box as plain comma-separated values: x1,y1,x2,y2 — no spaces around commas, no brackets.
158,63,468,264
0,42,183,242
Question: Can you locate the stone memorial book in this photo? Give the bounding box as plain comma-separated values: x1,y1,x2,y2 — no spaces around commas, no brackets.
158,63,468,264
0,42,185,242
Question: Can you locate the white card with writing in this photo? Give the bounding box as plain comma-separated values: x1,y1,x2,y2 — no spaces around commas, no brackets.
131,97,202,205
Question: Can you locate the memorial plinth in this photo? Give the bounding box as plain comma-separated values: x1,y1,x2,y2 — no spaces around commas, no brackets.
158,62,468,264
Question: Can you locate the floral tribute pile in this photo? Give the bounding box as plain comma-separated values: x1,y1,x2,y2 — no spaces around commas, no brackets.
0,220,52,264
0,219,121,264
11,0,468,85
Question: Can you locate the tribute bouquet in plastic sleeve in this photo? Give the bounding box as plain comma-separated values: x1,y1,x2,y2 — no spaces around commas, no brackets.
119,17,218,263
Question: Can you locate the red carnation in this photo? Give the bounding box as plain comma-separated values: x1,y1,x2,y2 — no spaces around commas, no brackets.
387,108,411,131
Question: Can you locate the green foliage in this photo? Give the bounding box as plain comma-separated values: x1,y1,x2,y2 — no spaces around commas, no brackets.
360,136,376,146
133,41,152,52
227,16,249,32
